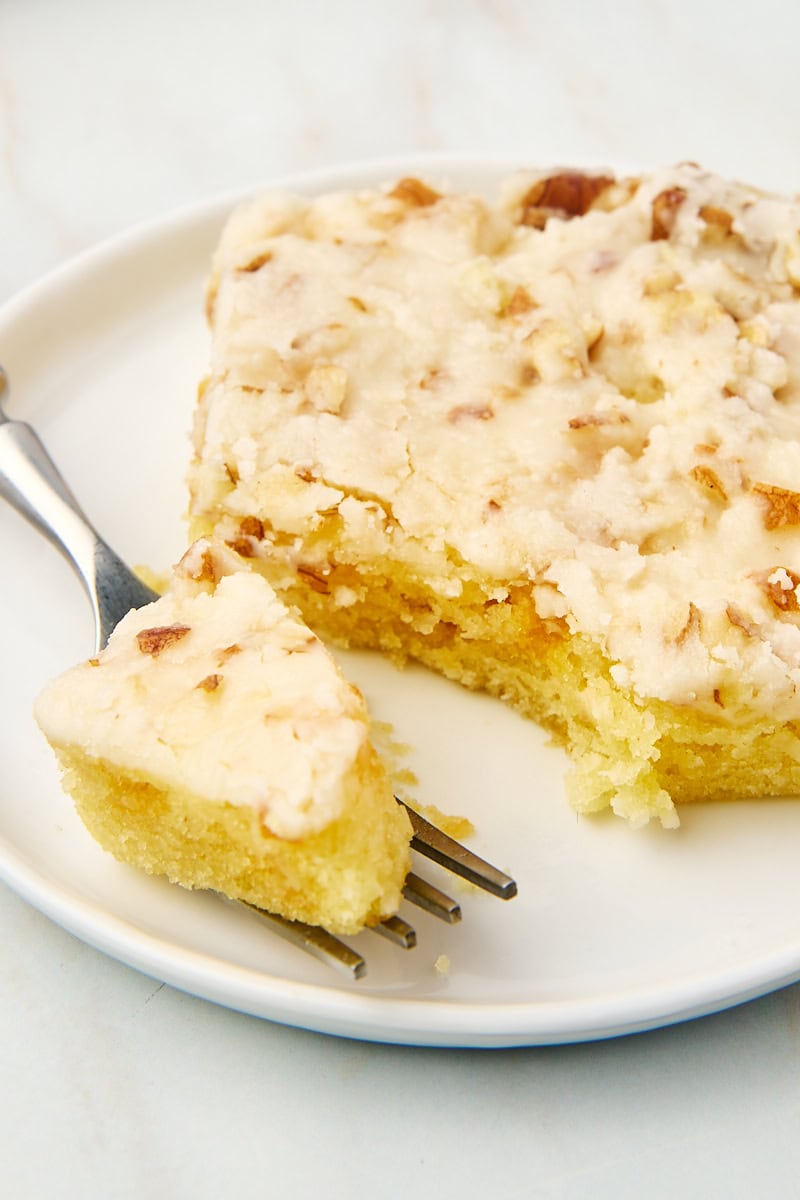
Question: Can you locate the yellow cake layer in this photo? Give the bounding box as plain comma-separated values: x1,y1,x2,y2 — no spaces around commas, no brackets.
51,741,410,934
283,569,800,826
184,527,800,828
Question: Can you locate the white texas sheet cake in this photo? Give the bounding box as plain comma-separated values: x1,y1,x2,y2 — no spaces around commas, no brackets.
184,163,800,827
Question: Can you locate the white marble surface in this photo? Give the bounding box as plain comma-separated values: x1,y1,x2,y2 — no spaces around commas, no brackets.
3,0,800,1194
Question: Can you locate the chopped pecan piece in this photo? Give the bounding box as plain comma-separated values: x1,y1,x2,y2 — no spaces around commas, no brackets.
389,177,441,207
755,567,800,612
225,537,257,558
690,464,728,502
237,250,273,273
447,404,494,423
297,564,331,594
568,411,630,430
179,545,219,584
519,172,615,227
196,673,222,692
217,643,242,663
726,604,760,639
520,363,541,387
239,515,265,540
504,285,537,316
752,482,800,530
699,205,734,235
651,187,687,240
675,602,702,646
294,464,318,482
136,624,191,657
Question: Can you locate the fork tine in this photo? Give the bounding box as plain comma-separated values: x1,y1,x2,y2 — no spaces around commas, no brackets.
403,871,462,924
237,902,367,979
400,801,518,900
373,914,417,948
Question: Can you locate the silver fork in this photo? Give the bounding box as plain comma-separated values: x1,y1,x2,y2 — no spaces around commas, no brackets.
0,366,516,978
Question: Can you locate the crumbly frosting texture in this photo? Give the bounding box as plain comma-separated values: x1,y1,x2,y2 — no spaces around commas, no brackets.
34,540,369,839
191,165,800,719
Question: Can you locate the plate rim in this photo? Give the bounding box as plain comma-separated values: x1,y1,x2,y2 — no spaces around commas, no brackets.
3,152,800,1048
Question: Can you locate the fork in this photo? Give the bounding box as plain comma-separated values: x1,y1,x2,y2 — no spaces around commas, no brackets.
0,366,516,978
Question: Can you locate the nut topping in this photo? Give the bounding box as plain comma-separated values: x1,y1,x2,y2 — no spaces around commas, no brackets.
389,177,441,207
726,604,761,639
651,187,687,240
237,250,273,273
519,172,615,227
225,537,257,558
294,464,318,483
675,602,702,646
297,564,331,594
690,465,728,502
196,673,222,692
179,545,219,584
503,286,537,316
752,482,800,530
699,205,734,236
217,643,242,663
568,411,630,430
239,515,265,540
755,567,800,612
447,404,494,423
136,624,191,657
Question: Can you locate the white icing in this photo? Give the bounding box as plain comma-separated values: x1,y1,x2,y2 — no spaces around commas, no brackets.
35,540,368,839
193,165,800,717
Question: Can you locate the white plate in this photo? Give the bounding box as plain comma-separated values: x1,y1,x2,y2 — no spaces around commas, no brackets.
3,157,800,1048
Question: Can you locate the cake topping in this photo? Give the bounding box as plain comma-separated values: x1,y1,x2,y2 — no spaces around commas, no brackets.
752,482,800,530
650,186,687,240
136,624,191,656
389,177,442,207
518,171,615,226
196,672,223,691
34,539,370,839
193,164,800,719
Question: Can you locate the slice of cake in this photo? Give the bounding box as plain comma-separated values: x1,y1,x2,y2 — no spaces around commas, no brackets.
34,538,412,933
188,164,800,828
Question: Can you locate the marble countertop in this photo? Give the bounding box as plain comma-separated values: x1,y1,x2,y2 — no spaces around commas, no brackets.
3,1,800,1195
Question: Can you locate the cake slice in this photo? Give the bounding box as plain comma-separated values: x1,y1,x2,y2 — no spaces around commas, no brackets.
188,164,800,828
34,538,412,933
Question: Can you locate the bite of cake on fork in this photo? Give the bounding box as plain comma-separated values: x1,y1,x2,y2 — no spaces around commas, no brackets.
0,368,516,980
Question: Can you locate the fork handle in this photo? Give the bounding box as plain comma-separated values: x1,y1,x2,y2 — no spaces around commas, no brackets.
0,373,156,650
